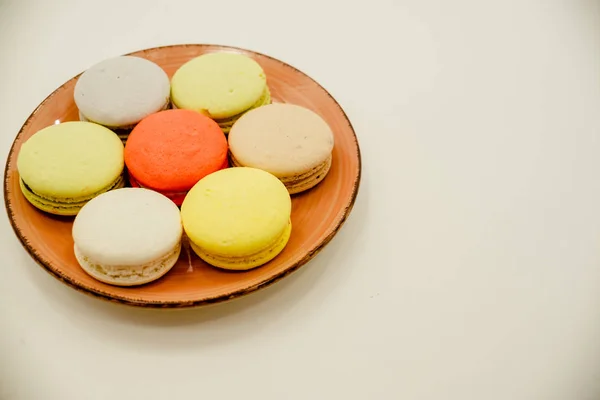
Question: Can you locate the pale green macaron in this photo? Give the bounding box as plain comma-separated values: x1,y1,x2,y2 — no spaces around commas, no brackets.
170,52,271,133
17,121,125,215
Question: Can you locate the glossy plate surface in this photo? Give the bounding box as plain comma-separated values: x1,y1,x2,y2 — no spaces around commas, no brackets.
4,44,361,308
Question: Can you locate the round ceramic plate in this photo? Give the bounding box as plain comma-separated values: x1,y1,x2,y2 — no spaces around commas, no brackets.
4,44,361,308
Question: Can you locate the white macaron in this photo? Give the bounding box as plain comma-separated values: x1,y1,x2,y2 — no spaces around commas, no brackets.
74,56,171,141
72,188,182,286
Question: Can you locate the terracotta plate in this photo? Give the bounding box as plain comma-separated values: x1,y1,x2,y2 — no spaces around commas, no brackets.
3,44,361,308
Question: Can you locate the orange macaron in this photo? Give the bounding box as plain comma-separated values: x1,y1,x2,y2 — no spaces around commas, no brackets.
124,109,228,205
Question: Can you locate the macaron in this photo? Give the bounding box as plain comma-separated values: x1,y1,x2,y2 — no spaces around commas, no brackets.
72,188,183,286
181,167,292,270
124,109,228,206
170,52,271,134
17,121,125,216
228,103,334,194
74,56,171,142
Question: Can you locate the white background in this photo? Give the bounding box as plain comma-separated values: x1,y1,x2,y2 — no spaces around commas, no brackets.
1,0,600,399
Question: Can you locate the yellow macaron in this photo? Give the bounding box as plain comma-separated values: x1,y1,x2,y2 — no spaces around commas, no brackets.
17,121,125,215
180,167,291,270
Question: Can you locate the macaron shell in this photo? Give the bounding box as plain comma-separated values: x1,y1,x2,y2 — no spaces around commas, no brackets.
74,56,171,128
72,187,183,267
20,174,125,216
171,52,267,119
216,86,271,134
127,172,187,206
74,241,181,286
231,153,332,194
78,106,170,144
180,167,291,258
79,111,130,140
17,121,124,199
228,103,334,177
124,109,228,192
284,156,332,194
170,86,271,134
128,157,229,206
189,221,291,270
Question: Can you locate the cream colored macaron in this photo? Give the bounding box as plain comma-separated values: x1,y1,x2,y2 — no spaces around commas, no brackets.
228,103,334,194
72,188,183,286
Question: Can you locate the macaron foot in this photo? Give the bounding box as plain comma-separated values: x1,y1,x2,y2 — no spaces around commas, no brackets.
284,155,333,194
75,241,181,286
19,174,125,216
189,221,292,270
216,86,272,134
229,154,332,195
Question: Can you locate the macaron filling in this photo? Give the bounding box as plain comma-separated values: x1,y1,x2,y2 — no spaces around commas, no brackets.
230,153,332,194
79,98,171,141
127,173,189,205
280,156,333,194
128,157,229,204
188,220,291,270
20,174,125,203
74,240,181,285
171,86,271,134
19,174,125,214
214,86,272,133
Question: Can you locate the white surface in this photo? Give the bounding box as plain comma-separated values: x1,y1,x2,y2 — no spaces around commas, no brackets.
1,0,600,399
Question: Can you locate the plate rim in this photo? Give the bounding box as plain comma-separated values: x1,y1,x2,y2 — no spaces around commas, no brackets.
3,43,362,308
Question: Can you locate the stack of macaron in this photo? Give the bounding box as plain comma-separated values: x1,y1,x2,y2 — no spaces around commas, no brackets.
15,50,335,287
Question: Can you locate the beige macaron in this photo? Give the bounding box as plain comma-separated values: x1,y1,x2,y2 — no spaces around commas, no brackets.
228,103,334,194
